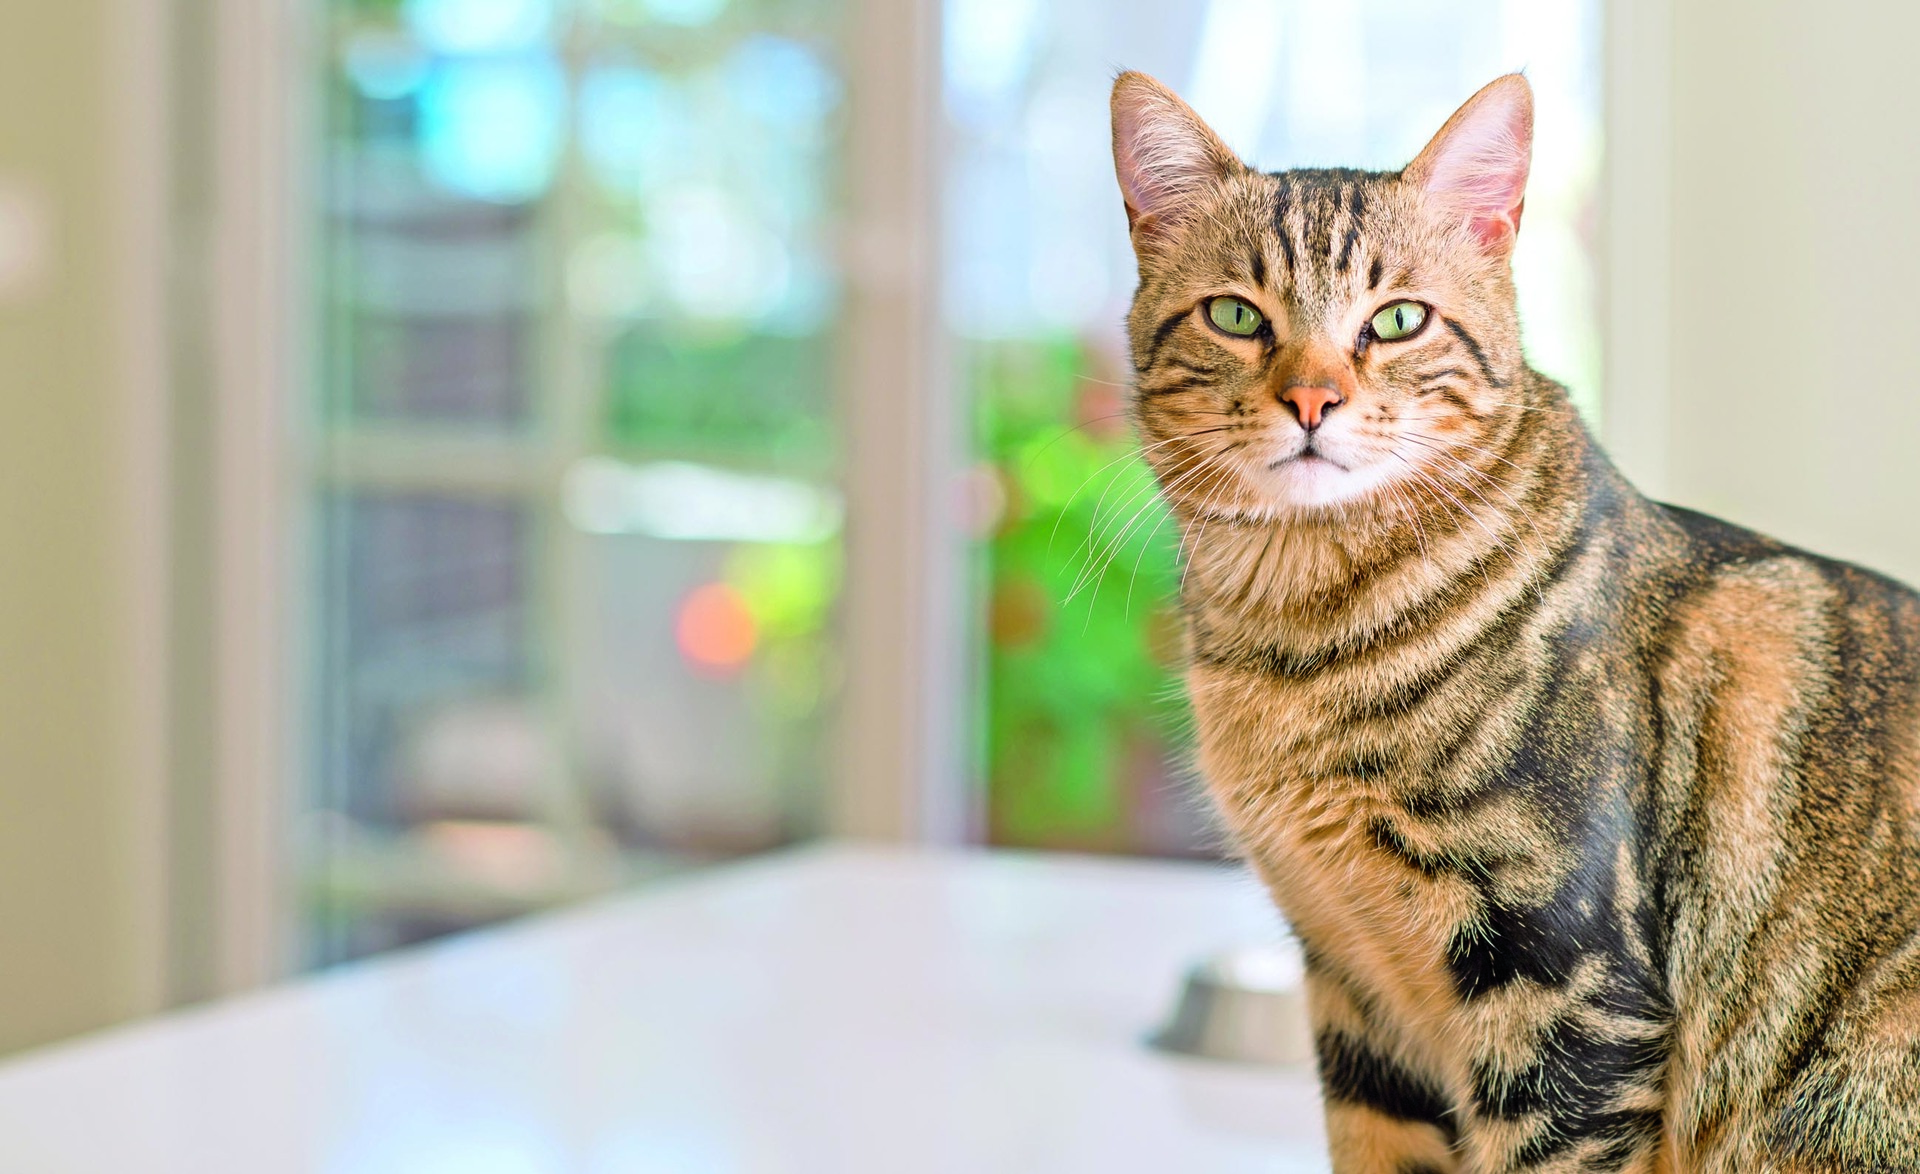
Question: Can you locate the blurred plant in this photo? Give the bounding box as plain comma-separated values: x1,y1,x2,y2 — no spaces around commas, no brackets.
974,336,1191,851
725,539,838,716
605,329,834,470
726,538,838,824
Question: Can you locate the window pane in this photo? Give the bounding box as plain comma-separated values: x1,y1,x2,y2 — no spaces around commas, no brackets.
307,491,537,961
307,0,846,967
321,21,553,433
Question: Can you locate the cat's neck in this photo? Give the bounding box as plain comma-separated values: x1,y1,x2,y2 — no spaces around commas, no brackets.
1173,372,1591,659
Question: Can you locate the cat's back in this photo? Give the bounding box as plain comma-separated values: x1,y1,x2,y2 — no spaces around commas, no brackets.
1642,498,1920,1167
1638,495,1920,873
1648,499,1920,731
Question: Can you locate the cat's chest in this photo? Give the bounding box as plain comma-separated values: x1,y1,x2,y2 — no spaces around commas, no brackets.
1244,770,1480,1070
1188,659,1483,1075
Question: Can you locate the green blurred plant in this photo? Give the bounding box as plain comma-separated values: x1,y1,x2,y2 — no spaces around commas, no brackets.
974,337,1189,850
605,330,834,471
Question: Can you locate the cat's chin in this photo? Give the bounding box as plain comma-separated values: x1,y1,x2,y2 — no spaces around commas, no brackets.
1252,453,1397,512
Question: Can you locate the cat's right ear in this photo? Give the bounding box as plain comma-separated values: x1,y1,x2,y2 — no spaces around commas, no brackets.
1111,71,1243,254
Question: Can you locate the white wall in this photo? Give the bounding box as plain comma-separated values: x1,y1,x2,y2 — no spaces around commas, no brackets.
1610,0,1920,587
0,0,168,1055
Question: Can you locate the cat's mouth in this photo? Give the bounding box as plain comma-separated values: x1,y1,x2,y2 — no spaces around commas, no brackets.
1245,434,1400,510
1268,447,1349,472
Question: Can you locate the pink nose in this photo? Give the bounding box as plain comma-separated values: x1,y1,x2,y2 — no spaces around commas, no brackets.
1280,384,1344,429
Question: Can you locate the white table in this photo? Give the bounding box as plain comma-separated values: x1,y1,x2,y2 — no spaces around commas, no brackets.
0,846,1331,1172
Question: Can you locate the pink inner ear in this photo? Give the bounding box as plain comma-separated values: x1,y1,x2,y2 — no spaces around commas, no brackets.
1112,105,1168,225
1110,74,1241,241
1414,81,1533,250
1113,99,1208,227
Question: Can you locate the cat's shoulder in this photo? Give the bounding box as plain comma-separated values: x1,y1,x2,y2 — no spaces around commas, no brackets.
1653,500,1920,623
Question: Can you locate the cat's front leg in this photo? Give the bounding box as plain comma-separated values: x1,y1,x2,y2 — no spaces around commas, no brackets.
1451,979,1671,1174
1306,965,1461,1173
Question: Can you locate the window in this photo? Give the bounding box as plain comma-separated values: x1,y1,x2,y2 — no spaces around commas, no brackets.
293,0,1602,965
307,0,847,964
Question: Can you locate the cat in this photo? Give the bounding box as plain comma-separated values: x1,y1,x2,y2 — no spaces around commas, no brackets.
1110,70,1920,1172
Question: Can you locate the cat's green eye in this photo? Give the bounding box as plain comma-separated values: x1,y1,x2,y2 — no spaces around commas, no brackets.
1370,301,1428,342
1208,297,1264,337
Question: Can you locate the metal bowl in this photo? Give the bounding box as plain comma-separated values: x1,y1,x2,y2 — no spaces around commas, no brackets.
1150,941,1313,1066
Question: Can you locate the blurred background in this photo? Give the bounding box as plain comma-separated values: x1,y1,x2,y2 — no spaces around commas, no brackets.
5,0,1919,1057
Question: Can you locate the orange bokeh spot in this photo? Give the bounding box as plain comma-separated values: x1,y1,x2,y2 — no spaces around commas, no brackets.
676,582,758,674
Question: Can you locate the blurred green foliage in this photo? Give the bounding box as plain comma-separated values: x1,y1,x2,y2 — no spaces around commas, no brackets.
604,329,834,471
974,337,1189,850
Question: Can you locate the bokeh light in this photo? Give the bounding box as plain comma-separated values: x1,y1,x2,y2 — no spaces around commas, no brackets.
640,0,728,28
648,186,790,321
344,34,431,102
418,56,567,204
722,37,842,133
578,66,671,192
405,0,554,55
675,583,759,675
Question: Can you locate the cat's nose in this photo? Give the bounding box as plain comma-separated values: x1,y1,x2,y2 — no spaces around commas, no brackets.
1279,384,1344,430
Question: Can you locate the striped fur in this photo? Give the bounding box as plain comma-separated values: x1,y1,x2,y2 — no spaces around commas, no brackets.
1112,71,1920,1172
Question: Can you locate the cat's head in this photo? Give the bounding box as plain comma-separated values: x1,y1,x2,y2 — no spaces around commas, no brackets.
1112,72,1534,520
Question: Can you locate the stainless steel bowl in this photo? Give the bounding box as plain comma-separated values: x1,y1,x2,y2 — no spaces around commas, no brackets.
1151,941,1313,1066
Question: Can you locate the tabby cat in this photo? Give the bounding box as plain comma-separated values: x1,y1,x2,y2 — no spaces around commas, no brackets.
1111,71,1920,1172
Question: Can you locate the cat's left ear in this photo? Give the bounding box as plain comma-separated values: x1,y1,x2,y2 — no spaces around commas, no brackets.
1403,74,1533,253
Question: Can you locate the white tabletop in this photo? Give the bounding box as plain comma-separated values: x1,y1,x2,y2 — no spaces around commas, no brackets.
0,845,1331,1172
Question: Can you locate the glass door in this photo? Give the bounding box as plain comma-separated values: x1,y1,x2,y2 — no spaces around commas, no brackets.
306,0,847,965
